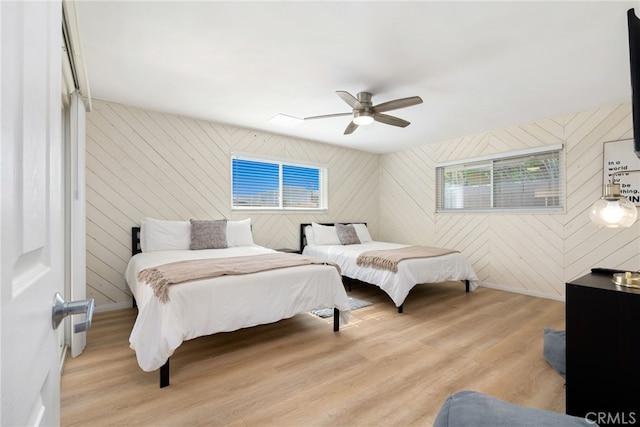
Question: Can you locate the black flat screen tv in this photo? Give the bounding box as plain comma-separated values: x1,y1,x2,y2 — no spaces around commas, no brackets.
628,8,640,158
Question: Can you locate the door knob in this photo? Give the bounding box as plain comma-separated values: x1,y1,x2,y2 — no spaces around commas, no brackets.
52,292,95,332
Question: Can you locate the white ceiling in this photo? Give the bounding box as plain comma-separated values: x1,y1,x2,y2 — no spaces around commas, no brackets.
76,1,639,154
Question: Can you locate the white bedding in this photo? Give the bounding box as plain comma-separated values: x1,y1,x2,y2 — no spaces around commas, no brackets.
303,241,479,307
125,245,350,371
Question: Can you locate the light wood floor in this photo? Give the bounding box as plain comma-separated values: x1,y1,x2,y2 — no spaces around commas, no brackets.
61,281,566,426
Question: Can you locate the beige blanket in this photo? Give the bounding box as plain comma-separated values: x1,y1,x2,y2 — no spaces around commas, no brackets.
138,253,341,303
356,246,459,273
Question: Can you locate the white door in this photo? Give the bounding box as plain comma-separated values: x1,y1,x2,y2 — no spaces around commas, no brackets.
1,1,64,426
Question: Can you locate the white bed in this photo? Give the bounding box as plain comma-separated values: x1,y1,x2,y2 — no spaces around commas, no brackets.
126,218,350,387
300,223,479,312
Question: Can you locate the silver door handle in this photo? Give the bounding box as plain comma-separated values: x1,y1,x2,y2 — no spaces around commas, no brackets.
52,292,95,333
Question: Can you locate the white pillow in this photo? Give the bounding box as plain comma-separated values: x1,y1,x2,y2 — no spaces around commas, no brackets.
353,223,372,243
141,217,191,252
311,222,341,245
304,225,316,246
226,218,254,247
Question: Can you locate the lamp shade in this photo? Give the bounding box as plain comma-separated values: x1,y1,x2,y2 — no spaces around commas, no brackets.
589,184,638,227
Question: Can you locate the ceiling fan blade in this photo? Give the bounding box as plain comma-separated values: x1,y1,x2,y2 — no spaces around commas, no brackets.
373,96,423,113
374,113,410,128
343,121,359,135
336,91,363,110
304,112,352,120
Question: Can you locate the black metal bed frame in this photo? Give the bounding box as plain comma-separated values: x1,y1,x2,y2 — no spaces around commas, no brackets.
131,227,171,386
299,223,470,314
131,226,341,388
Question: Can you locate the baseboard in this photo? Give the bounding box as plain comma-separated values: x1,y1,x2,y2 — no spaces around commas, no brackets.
95,285,565,311
478,282,566,302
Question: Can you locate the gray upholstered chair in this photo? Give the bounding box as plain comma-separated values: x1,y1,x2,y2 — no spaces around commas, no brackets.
433,390,596,427
543,328,566,378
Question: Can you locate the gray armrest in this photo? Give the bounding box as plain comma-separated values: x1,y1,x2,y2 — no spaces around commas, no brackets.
434,390,596,427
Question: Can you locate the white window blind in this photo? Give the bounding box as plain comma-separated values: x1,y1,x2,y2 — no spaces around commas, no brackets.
436,146,563,212
232,154,327,210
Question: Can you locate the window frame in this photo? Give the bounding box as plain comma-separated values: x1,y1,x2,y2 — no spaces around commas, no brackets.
435,144,564,213
231,152,328,211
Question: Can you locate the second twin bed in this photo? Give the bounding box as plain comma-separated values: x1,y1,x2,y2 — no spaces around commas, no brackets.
300,222,479,313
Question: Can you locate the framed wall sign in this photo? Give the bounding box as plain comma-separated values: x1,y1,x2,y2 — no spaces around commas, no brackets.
603,139,640,206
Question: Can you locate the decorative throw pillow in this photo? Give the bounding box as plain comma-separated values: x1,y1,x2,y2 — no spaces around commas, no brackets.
190,219,228,250
336,223,361,245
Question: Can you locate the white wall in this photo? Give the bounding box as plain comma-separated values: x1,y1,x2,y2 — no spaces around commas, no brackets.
86,100,379,310
379,102,640,300
87,100,640,309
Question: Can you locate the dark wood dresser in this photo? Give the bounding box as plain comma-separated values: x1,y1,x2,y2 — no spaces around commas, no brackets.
566,273,640,424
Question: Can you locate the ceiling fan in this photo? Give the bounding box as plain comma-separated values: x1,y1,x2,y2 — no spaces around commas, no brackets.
304,91,423,135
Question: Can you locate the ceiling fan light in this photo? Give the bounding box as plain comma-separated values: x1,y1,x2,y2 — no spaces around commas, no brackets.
353,111,374,126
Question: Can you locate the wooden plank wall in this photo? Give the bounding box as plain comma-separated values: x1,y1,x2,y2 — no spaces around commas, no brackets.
379,103,639,300
87,99,639,309
86,100,379,310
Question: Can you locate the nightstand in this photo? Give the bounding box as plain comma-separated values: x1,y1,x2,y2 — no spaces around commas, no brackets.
566,273,640,423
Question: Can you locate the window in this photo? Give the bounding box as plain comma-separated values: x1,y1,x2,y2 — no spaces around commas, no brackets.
436,145,563,212
231,153,327,210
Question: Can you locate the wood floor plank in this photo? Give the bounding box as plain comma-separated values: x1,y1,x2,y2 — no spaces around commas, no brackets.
61,282,566,426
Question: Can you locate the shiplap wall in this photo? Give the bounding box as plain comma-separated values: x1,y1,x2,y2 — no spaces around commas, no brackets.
86,100,379,310
379,103,640,300
88,99,639,309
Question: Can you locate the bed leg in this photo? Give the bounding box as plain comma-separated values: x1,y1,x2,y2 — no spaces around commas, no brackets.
333,308,340,332
398,304,403,314
342,276,351,292
465,279,470,293
160,358,170,388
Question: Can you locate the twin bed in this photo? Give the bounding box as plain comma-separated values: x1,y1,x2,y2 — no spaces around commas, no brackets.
125,218,350,387
300,222,479,313
125,218,479,388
